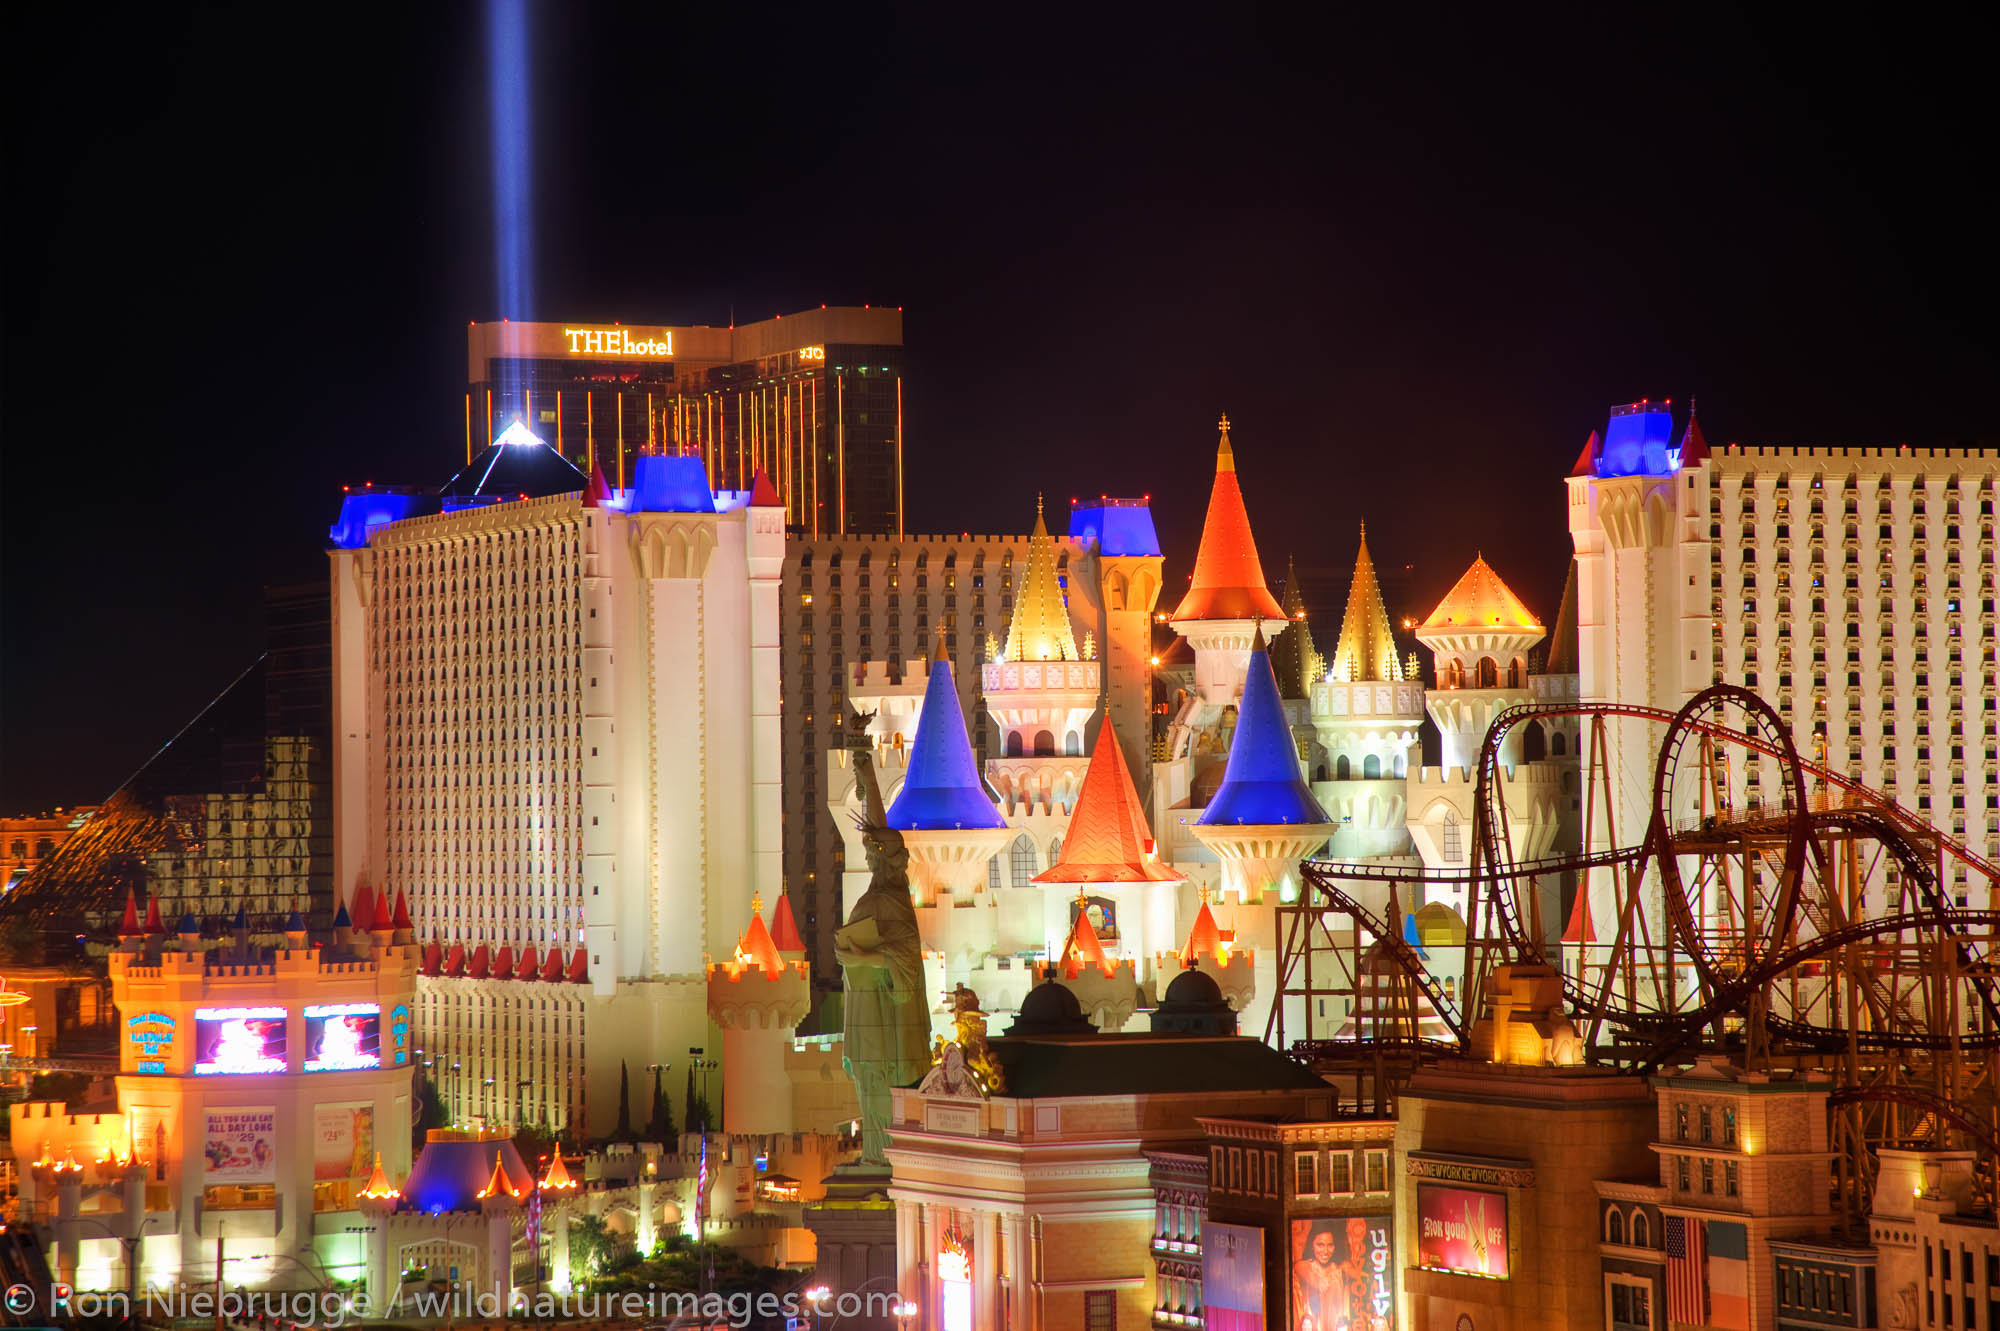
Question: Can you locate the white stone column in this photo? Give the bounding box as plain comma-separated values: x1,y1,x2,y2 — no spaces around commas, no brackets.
895,1201,922,1322
973,1209,999,1331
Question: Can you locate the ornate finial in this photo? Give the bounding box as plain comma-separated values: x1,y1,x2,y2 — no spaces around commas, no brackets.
933,622,949,663
1198,883,1210,905
1217,413,1230,436
751,890,763,917
1036,491,1044,522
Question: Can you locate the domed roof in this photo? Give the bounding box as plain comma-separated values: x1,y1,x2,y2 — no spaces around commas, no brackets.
1006,980,1095,1037
1161,968,1225,1010
1419,555,1541,632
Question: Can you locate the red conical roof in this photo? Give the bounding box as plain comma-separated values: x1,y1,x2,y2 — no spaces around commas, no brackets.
392,887,412,930
583,462,613,508
1677,406,1710,467
1033,734,1180,884
747,468,783,507
119,889,140,936
1568,428,1601,479
1060,903,1111,979
352,882,376,934
517,944,539,979
732,911,785,977
565,946,589,983
1171,417,1286,623
443,943,467,977
1181,892,1227,966
540,947,566,981
769,893,805,953
1562,884,1594,946
373,886,397,932
143,895,164,935
421,941,443,975
468,944,491,979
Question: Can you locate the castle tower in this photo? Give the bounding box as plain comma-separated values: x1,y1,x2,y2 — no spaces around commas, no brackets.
1416,553,1547,772
1191,629,1335,904
1166,415,1288,707
979,498,1099,818
706,892,812,1136
1066,496,1165,783
888,633,1014,921
1029,727,1183,985
1310,524,1426,861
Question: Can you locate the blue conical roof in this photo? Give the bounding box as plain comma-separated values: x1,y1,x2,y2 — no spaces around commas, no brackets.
631,452,717,513
1197,636,1331,828
886,657,1006,832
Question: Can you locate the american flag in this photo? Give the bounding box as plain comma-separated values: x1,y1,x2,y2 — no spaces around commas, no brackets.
1665,1215,1707,1326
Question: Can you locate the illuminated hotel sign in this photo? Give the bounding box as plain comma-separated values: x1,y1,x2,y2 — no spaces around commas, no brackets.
562,327,674,357
798,345,825,361
126,1012,176,1074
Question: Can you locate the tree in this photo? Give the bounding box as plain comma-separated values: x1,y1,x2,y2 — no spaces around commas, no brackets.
683,1064,711,1135
614,1060,633,1140
410,1066,448,1153
645,1065,676,1141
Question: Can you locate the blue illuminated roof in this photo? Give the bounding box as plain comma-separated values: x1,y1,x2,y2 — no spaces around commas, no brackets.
1068,500,1161,557
402,1136,534,1214
1595,402,1675,478
886,657,1006,831
328,490,437,549
630,452,718,513
1197,640,1331,828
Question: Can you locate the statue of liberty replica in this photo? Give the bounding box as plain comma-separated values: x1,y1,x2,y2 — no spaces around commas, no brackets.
833,710,931,1167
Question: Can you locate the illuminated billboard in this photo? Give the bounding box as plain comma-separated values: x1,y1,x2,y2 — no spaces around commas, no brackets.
193,1007,287,1075
304,1003,382,1071
1202,1221,1265,1331
1289,1215,1393,1331
1416,1184,1509,1278
203,1107,276,1182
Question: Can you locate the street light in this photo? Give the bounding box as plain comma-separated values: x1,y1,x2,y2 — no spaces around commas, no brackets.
892,1300,918,1330
804,1285,830,1330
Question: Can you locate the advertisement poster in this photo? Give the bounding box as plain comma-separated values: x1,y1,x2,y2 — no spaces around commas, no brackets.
1289,1215,1393,1331
202,1107,277,1183
1415,1184,1509,1278
1202,1221,1266,1331
194,1007,287,1075
313,1104,375,1181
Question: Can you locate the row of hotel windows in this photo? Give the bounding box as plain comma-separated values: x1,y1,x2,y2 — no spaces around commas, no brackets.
1207,1144,1390,1198
1671,1154,1740,1197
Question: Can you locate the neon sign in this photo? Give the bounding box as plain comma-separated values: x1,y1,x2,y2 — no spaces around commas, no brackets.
563,327,673,357
194,1006,287,1075
304,1002,382,1072
798,345,825,361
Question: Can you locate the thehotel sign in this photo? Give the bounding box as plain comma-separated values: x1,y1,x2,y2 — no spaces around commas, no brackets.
563,327,674,356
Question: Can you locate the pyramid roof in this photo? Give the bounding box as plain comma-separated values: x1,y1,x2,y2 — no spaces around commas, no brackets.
442,421,588,500
1003,498,1080,662
886,654,1005,831
1033,733,1180,884
1197,632,1331,828
1568,428,1601,479
1677,403,1710,467
1171,417,1286,623
747,468,783,507
1327,524,1405,683
1420,555,1542,632
769,893,805,953
1543,559,1579,674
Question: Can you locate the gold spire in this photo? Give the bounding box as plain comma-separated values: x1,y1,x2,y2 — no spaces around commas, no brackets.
1216,413,1235,473
1329,523,1404,683
1002,498,1079,662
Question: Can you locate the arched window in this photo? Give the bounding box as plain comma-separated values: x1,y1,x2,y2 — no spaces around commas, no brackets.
1005,732,1024,758
1363,754,1381,779
1441,809,1463,863
1394,753,1407,778
1314,765,1328,781
988,856,1002,890
1336,756,1351,781
1523,720,1547,762
1606,1209,1625,1245
1065,730,1082,756
7,840,24,860
1009,834,1037,887
1047,837,1063,867
1552,731,1568,756
1033,729,1056,757
1475,658,1499,689
1631,1210,1649,1247
1507,659,1524,688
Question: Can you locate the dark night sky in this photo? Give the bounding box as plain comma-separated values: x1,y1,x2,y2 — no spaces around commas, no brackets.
3,5,1993,808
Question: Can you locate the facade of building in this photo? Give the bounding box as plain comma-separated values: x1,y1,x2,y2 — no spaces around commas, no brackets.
328,425,784,1135
1,806,96,892
467,307,905,535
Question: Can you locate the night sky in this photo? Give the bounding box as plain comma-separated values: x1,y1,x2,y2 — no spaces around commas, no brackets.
3,6,1993,808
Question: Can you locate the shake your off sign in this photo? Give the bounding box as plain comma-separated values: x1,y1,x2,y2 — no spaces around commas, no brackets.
563,327,673,356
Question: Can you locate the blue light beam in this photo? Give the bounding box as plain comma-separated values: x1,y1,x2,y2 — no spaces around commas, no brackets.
488,0,534,327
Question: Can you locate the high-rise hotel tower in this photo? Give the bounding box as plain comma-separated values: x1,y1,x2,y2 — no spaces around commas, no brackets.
467,306,905,535
328,424,784,1134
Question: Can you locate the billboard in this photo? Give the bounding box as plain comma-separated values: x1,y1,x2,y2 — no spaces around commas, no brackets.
304,1002,381,1071
1415,1184,1509,1278
1288,1216,1392,1331
202,1107,277,1183
193,1007,287,1075
1202,1221,1266,1331
313,1104,375,1181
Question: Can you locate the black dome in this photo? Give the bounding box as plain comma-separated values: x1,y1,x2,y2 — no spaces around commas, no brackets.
1007,980,1095,1036
1162,968,1226,1010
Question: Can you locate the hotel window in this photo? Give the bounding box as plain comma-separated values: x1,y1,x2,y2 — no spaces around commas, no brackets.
1609,1280,1652,1331
1295,1151,1319,1197
1229,1148,1242,1192
1676,1103,1688,1140
1327,1151,1352,1195
1676,1156,1690,1190
1701,1158,1715,1194
1244,1150,1258,1195
1725,1160,1739,1197
1083,1290,1116,1330
1700,1105,1712,1143
1365,1150,1388,1193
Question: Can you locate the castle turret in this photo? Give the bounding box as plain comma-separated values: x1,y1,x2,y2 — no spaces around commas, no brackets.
888,632,1013,909
1191,629,1335,906
1310,523,1426,860
1168,416,1287,707
707,893,812,1136
1065,496,1164,795
1156,885,1256,1011
1417,553,1546,771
